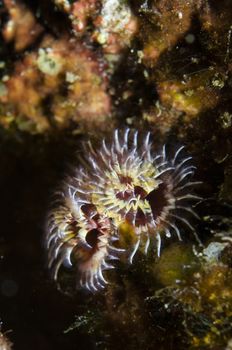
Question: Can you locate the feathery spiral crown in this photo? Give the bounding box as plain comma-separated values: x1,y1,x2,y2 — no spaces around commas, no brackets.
46,129,201,292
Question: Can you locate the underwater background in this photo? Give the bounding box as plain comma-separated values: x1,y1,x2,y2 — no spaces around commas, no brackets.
0,0,232,349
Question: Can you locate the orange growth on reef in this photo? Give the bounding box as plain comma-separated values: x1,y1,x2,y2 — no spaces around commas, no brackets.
0,36,112,133
2,0,44,51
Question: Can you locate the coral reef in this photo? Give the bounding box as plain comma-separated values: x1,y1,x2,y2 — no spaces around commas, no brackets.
53,0,138,54
0,34,111,133
2,0,44,52
0,0,232,349
146,233,232,349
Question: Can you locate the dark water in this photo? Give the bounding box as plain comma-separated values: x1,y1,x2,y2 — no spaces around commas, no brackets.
0,133,96,349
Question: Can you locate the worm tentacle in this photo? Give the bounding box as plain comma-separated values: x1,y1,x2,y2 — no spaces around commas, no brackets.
45,130,201,292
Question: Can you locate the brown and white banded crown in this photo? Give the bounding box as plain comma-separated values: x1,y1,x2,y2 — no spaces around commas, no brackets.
45,129,202,292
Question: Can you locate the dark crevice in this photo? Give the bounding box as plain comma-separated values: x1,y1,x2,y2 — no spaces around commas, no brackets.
135,207,146,227
146,183,168,221
85,229,99,248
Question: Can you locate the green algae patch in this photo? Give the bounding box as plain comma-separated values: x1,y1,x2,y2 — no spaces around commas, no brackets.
152,243,197,286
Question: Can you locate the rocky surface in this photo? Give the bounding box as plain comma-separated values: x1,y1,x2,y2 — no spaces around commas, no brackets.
0,0,232,349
